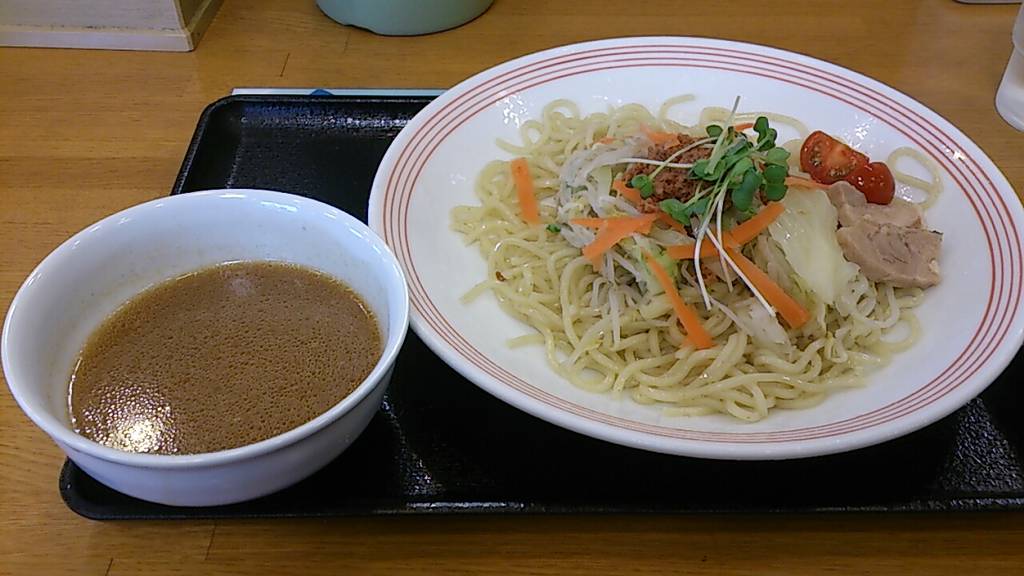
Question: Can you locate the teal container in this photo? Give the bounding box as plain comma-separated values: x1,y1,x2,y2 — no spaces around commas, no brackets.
317,0,494,36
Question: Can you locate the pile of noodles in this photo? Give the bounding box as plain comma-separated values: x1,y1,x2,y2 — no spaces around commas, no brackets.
451,97,941,421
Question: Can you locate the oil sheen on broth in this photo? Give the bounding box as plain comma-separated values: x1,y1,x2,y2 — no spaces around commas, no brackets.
68,261,382,455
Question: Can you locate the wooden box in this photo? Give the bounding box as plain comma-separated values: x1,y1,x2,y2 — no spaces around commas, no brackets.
0,0,223,52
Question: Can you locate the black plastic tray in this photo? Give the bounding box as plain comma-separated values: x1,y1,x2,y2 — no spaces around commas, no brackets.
60,94,1024,519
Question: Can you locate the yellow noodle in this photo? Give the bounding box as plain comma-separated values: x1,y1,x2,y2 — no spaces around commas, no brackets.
451,98,938,421
888,146,943,209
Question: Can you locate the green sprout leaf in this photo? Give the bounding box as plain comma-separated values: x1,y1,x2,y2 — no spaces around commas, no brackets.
754,116,769,137
630,174,656,198
731,170,762,212
691,158,726,182
764,182,787,201
753,116,778,151
762,164,787,185
690,196,711,217
764,147,790,166
660,198,690,223
725,157,754,185
724,138,752,160
546,223,561,233
758,130,778,151
660,195,711,224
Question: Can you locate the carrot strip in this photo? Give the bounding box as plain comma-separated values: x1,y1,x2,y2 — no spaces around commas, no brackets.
632,215,658,233
727,201,785,245
640,124,679,146
665,241,719,260
664,203,784,260
612,178,642,205
734,122,755,132
723,245,810,329
510,158,540,225
580,214,658,264
785,175,828,190
643,252,714,350
597,136,616,144
568,217,608,229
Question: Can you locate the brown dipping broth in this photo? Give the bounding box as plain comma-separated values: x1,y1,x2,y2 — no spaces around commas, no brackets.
68,261,382,455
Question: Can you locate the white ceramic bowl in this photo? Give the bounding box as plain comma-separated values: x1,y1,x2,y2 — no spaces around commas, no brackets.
2,189,409,506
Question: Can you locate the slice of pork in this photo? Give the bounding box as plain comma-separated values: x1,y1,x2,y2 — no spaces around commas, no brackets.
836,220,942,288
826,181,924,229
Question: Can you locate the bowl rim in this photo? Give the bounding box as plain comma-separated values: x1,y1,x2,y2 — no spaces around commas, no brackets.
2,188,410,468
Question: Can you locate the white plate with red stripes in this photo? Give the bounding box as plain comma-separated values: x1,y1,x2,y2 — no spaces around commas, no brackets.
368,36,1024,460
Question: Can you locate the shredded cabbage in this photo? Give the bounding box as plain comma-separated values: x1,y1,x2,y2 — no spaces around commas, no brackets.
623,238,678,297
727,297,791,351
768,189,858,306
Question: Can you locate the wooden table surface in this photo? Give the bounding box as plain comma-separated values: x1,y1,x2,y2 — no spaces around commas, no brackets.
2,0,1023,574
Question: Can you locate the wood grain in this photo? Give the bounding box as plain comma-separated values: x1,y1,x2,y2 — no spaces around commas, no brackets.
1,1,1022,574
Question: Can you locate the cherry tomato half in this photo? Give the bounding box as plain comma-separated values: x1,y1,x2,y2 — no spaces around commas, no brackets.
845,161,895,205
799,131,869,184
